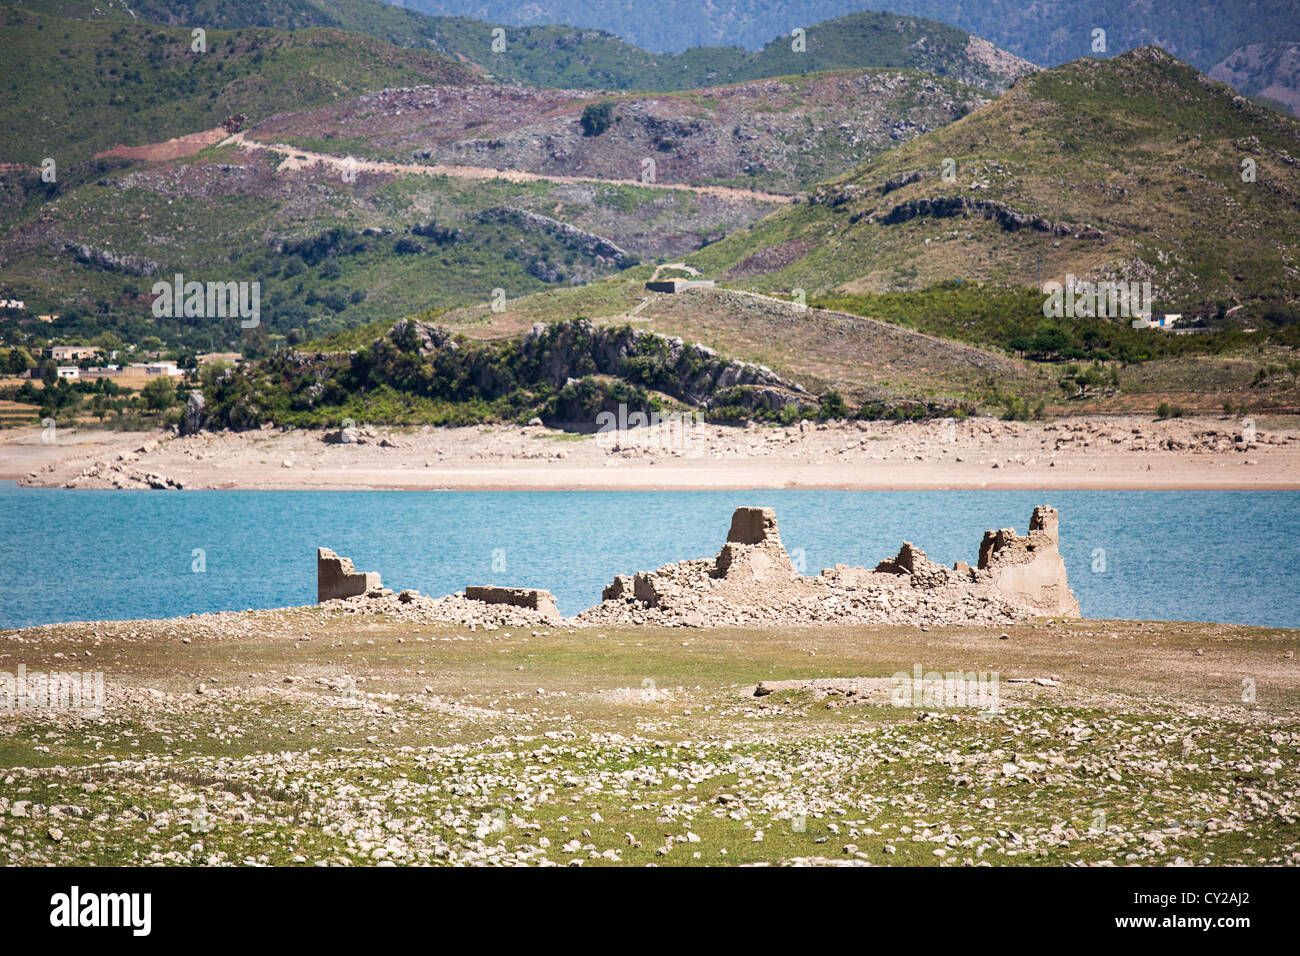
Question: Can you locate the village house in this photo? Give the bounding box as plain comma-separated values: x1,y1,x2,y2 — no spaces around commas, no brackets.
79,366,121,379
1131,312,1181,330
55,366,79,380
197,351,243,366
49,345,99,361
120,361,184,378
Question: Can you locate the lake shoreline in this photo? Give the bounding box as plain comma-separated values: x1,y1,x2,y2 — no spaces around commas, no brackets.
4,415,1299,491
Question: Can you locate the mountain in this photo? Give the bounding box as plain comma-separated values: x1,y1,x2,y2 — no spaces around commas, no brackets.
0,60,983,346
0,5,478,163
397,0,1300,73
0,3,1006,348
5,1,1034,94
686,48,1300,317
244,68,987,193
1212,43,1300,116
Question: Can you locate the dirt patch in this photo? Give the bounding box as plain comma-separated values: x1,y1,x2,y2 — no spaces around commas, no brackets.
724,238,818,278
95,126,230,163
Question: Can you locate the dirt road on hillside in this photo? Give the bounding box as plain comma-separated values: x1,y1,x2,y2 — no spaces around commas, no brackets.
224,132,796,203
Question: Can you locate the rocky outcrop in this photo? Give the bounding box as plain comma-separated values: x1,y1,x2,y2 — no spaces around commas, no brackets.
464,585,561,620
868,196,1102,239
977,506,1081,616
179,390,206,436
62,242,159,277
207,317,817,431
517,319,813,413
317,548,382,603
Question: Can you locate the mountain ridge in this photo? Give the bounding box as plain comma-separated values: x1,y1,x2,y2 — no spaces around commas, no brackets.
687,47,1300,318
4,0,1036,94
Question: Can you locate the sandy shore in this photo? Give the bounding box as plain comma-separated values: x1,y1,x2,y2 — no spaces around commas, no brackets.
3,415,1298,490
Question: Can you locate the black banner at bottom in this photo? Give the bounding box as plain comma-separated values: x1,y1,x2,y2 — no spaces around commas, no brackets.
0,864,1276,942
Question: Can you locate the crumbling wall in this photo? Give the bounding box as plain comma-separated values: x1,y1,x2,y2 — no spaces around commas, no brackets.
712,506,797,584
977,506,1080,616
317,548,382,602
464,585,561,620
589,504,1082,626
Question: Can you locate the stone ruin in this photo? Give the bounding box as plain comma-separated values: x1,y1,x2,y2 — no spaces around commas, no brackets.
313,506,1080,626
977,506,1081,616
463,585,561,621
315,547,563,623
317,547,383,602
584,505,1080,627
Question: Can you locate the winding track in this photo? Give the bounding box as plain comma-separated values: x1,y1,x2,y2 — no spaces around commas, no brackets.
223,132,797,204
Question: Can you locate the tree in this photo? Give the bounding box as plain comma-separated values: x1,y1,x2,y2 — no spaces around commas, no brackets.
580,102,615,136
819,390,849,419
6,347,34,375
141,375,177,411
1029,323,1070,358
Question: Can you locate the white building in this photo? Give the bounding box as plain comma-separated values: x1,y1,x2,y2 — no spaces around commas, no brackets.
50,345,99,361
1131,312,1181,331
55,366,79,380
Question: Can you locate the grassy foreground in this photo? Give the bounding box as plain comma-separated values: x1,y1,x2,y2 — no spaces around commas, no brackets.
2,611,1297,866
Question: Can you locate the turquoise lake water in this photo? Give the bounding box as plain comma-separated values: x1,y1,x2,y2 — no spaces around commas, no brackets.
1,483,1297,628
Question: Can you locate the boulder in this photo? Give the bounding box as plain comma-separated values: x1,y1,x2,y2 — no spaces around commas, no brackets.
179,390,206,436
323,426,359,444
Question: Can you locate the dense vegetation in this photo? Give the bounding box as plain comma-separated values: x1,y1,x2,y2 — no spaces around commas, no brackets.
0,6,477,163
817,283,1300,365
201,318,818,429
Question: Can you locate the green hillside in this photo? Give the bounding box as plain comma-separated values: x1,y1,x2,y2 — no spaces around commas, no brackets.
6,1,1033,94
0,140,763,352
0,5,477,163
688,48,1300,320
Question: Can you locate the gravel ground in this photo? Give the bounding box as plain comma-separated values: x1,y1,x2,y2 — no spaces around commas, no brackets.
2,610,1296,866
8,416,1297,490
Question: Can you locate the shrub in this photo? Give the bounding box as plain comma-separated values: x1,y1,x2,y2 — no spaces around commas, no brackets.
580,102,615,137
818,390,849,420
